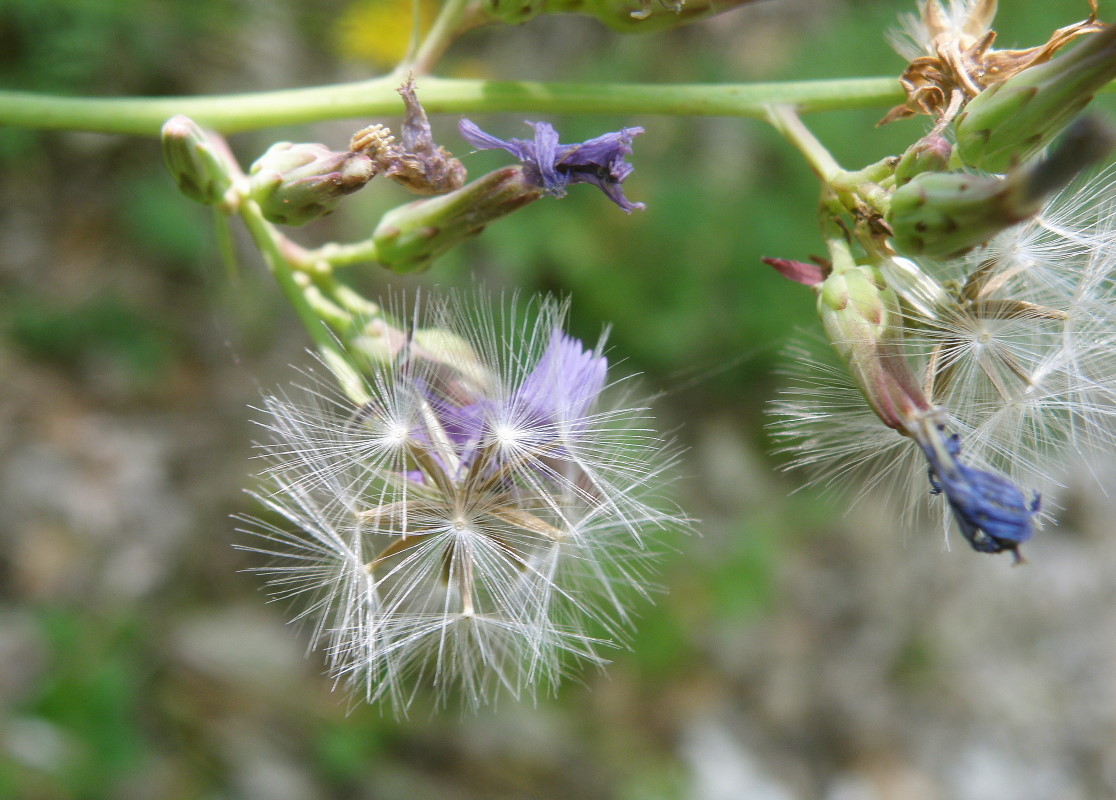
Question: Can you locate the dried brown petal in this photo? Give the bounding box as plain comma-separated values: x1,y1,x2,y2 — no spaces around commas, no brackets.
881,0,1102,125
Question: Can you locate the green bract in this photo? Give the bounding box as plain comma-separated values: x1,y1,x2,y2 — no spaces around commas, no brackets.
372,167,543,274
954,24,1116,173
886,171,1037,259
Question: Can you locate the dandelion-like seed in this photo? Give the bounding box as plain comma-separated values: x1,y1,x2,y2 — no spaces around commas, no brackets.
772,165,1116,556
238,294,684,712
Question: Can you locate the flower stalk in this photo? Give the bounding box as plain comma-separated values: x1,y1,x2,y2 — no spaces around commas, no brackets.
0,77,924,136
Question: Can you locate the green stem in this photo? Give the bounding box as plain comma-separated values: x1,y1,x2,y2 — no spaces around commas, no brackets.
764,104,843,183
239,201,372,403
0,76,907,136
404,0,479,75
304,239,381,270
238,200,346,354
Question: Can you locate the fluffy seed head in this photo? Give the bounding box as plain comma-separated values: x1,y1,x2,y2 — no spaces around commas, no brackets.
773,164,1116,541
238,293,686,713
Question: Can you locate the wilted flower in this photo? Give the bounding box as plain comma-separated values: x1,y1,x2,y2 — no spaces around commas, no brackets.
350,79,466,196
239,294,685,712
458,118,646,213
773,164,1116,553
881,0,1101,125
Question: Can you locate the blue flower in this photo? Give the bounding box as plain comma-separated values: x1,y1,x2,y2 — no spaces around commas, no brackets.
920,426,1040,562
458,118,646,213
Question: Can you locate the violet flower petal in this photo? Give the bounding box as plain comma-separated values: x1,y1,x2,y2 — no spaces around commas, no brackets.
517,329,608,428
457,118,645,212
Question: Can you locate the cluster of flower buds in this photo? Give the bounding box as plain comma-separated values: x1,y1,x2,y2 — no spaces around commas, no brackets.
162,78,648,275
881,7,1116,261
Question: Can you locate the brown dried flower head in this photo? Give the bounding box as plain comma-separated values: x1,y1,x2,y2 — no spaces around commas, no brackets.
350,79,466,196
880,0,1102,126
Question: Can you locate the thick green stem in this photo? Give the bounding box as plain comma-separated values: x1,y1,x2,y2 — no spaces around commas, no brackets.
0,77,907,136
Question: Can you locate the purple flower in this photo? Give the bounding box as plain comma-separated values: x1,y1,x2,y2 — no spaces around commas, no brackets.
515,329,608,426
920,426,1039,562
416,328,608,476
458,118,646,213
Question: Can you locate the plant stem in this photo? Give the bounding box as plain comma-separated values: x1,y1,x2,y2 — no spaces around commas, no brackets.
403,0,481,75
239,201,344,351
764,104,843,184
0,76,910,136
306,239,381,270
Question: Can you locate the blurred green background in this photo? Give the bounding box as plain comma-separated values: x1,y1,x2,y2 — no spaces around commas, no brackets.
3,1,1116,798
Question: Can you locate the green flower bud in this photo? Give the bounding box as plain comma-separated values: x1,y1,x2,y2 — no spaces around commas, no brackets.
248,142,375,226
160,115,234,206
894,135,952,187
818,266,898,366
954,23,1116,173
817,263,932,431
888,117,1114,258
887,171,1033,259
372,166,543,274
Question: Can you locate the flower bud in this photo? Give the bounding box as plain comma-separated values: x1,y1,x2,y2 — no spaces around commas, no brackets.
817,264,931,431
160,115,234,206
888,118,1114,258
893,135,952,187
954,23,1116,173
348,319,490,402
887,171,1033,259
818,266,897,365
372,166,543,274
248,142,376,226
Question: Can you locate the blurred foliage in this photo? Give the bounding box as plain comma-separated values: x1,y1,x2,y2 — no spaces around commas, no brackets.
0,1,1111,799
335,0,437,66
3,292,176,384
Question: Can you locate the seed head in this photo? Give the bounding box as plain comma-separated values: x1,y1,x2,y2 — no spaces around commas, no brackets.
773,164,1116,549
239,293,686,712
